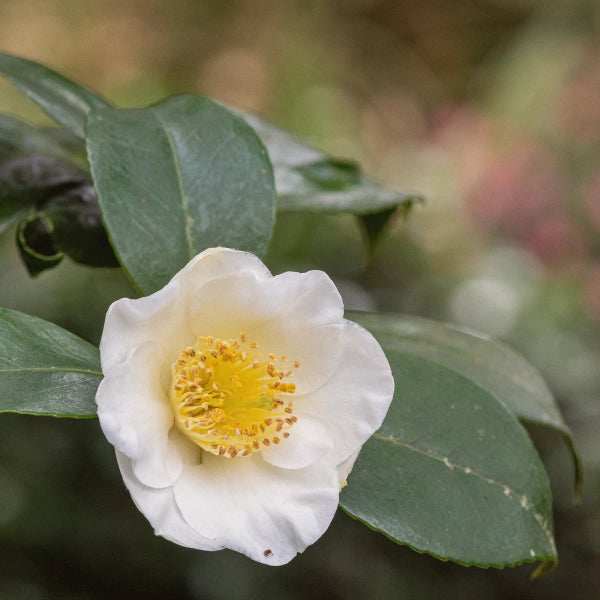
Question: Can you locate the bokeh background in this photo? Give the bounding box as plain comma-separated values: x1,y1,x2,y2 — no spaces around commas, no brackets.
1,1,600,598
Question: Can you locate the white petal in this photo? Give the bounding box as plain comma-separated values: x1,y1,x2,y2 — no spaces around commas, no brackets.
251,270,346,394
100,247,271,375
266,269,345,326
96,342,182,488
116,451,221,551
260,413,333,470
297,319,394,467
176,246,272,293
336,450,361,489
177,247,273,347
100,277,186,375
169,426,203,466
173,454,339,565
186,269,346,393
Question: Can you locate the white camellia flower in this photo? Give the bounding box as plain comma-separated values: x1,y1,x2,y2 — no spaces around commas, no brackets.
96,247,394,565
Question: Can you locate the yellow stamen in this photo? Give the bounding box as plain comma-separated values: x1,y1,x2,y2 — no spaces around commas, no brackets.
170,333,298,458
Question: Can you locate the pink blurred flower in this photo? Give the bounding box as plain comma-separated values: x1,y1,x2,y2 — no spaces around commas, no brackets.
527,218,586,269
464,143,565,238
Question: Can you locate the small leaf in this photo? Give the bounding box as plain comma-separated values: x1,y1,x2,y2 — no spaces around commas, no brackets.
349,311,582,498
0,308,102,417
232,109,422,216
0,154,90,234
16,213,64,275
43,183,119,268
86,95,276,295
0,52,111,138
341,350,557,569
0,155,89,199
15,183,119,276
1,151,118,274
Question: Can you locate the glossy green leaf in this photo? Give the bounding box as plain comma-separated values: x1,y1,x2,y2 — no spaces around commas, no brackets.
85,95,276,295
0,52,111,138
349,311,582,498
233,108,422,215
0,308,102,417
349,312,564,428
341,350,556,570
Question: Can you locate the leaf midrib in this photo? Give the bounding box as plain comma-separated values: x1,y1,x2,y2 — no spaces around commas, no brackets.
374,431,516,492
152,109,195,260
373,431,555,550
0,365,102,376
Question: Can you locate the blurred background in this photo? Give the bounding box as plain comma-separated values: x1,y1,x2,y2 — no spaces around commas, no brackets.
1,0,600,598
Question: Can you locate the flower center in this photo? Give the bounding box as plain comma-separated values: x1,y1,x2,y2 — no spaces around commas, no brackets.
169,333,298,458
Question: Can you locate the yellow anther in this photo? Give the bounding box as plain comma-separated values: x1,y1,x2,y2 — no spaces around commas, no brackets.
169,334,299,458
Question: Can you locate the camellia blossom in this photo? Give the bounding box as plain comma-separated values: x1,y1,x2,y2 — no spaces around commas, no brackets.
96,247,394,565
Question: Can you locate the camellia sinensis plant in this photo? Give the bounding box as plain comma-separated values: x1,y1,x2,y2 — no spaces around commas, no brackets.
0,52,581,574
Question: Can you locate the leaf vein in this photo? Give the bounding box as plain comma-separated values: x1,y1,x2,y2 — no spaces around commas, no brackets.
152,109,194,259
0,366,103,376
373,431,555,551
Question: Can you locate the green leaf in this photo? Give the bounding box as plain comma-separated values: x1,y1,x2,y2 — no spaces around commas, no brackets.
293,158,362,190
85,95,276,295
340,350,557,569
1,154,90,234
0,52,111,138
349,311,582,498
16,213,64,275
15,183,119,276
0,114,78,162
0,116,89,235
1,148,118,274
358,206,397,252
349,312,564,429
232,108,422,215
0,308,102,417
41,183,119,268
0,188,30,235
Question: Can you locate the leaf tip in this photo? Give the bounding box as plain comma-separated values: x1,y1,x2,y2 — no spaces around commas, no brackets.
530,557,557,580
